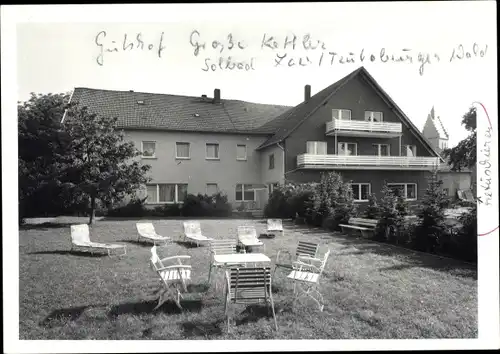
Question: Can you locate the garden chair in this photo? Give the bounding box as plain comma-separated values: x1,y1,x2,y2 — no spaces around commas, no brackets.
287,249,331,312
136,222,170,245
208,239,246,291
182,221,213,247
70,224,127,256
237,226,265,253
149,245,192,310
267,219,284,237
224,267,278,333
273,240,319,277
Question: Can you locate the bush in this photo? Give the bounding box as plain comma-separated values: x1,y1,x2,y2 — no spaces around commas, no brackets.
363,193,380,219
264,183,315,219
413,171,450,253
311,172,357,230
449,204,477,262
181,192,231,217
107,197,147,217
374,182,404,242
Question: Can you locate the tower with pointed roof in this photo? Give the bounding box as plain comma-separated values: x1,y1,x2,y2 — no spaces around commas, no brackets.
422,106,449,152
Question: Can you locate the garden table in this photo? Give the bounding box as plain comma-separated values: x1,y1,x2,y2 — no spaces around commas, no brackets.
213,253,271,268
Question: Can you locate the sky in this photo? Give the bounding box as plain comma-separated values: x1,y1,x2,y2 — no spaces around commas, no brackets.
13,2,497,148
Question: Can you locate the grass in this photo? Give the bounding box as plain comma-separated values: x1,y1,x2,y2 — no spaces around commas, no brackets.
19,217,477,339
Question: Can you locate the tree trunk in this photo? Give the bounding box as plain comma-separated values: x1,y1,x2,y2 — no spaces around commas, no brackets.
89,195,96,224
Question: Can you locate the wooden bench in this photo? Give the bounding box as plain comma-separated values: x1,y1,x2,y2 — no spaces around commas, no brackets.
339,218,378,238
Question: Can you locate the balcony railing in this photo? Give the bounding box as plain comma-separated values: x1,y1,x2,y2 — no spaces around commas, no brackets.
326,119,402,137
297,154,440,170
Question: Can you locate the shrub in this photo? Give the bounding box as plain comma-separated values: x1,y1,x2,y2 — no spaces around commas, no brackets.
312,172,357,230
363,193,380,219
107,197,147,217
264,187,288,218
180,192,231,217
375,182,405,242
264,182,315,219
413,171,450,253
449,204,477,262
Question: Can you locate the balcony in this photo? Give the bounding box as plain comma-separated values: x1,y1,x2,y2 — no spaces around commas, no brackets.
326,119,402,138
297,154,440,170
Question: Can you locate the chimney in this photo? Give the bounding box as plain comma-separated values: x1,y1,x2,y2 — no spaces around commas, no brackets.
213,88,221,104
304,85,311,102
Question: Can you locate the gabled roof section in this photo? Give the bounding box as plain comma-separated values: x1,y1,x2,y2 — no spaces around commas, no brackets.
358,69,445,162
65,88,292,134
429,107,449,139
256,67,363,150
257,66,444,162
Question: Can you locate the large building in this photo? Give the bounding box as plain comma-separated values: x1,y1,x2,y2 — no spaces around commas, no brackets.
67,66,444,213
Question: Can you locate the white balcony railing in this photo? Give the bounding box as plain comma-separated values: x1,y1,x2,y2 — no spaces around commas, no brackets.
326,119,402,136
297,154,440,170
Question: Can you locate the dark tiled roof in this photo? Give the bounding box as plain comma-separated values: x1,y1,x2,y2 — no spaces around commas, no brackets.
68,88,292,134
257,68,362,150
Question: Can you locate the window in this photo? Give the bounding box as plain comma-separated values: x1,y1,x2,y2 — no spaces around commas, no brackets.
206,143,219,159
146,183,188,204
269,154,275,169
306,141,327,155
206,183,219,195
387,183,417,201
374,144,390,156
236,184,256,201
332,109,352,120
236,144,247,160
401,145,417,157
141,141,156,158
349,183,371,202
176,142,190,159
364,111,383,122
337,142,357,156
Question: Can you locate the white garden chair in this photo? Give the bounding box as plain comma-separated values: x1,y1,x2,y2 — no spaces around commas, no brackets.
224,267,278,333
267,219,284,236
287,249,331,312
136,222,170,245
182,221,213,247
208,239,246,290
273,240,320,277
150,245,192,310
237,226,265,252
70,224,126,256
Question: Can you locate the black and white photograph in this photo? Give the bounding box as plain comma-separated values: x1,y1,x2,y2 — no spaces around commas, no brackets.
2,2,499,352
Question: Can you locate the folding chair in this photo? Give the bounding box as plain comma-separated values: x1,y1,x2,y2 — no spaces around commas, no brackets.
237,226,265,253
70,224,126,256
273,240,319,277
224,267,278,333
208,239,247,291
136,222,170,245
287,249,331,312
150,245,192,310
182,221,213,247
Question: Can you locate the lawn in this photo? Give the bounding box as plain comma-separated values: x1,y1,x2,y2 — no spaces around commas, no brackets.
19,217,477,339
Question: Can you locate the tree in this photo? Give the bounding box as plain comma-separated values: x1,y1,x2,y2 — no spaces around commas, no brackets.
375,182,401,241
413,170,450,252
442,107,476,171
58,105,152,224
18,92,72,220
363,193,380,219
